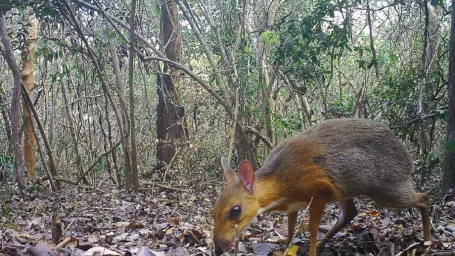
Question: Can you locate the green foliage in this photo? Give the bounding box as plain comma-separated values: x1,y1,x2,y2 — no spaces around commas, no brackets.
274,0,351,84
0,0,61,20
1,202,11,218
0,154,11,166
261,30,279,46
92,156,110,176
427,151,441,170
0,154,11,185
273,112,302,134
369,69,421,121
328,98,354,117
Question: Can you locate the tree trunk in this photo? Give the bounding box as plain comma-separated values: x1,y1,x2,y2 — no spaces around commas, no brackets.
156,0,187,165
128,0,139,190
108,25,131,188
21,12,38,179
442,0,455,192
0,13,28,196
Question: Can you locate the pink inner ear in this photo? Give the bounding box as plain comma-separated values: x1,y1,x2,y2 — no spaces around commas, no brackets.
238,160,255,191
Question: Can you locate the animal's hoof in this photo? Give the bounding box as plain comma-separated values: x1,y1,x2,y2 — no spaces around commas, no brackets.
316,240,327,250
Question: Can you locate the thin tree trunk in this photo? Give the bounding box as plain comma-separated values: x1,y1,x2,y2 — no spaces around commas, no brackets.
31,123,56,191
108,24,131,188
49,82,56,160
366,0,379,77
128,0,139,190
21,12,38,179
442,0,455,192
0,13,28,196
103,93,119,185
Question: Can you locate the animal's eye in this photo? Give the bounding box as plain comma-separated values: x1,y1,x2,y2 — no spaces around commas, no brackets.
229,206,241,220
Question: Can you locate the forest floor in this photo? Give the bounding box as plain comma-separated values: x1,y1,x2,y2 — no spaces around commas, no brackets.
0,175,454,256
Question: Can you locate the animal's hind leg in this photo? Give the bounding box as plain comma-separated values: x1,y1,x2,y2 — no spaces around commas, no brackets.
414,193,431,241
370,187,431,241
316,199,357,249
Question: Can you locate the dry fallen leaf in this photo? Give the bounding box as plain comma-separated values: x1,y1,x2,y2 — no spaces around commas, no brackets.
168,217,180,225
367,210,381,216
285,245,299,256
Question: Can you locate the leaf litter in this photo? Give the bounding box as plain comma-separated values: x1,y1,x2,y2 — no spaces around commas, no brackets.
0,181,454,256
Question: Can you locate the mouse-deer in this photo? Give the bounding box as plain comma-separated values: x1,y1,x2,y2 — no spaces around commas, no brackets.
213,118,430,256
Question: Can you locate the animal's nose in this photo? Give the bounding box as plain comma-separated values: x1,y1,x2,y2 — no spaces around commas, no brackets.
214,243,224,255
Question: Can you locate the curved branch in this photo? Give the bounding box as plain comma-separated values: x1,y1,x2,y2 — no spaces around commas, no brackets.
244,126,273,149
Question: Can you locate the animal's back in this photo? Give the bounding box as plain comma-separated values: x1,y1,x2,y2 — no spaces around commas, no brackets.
260,118,414,199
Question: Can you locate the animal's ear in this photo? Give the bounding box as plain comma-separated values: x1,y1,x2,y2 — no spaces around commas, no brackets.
221,156,237,184
238,160,255,191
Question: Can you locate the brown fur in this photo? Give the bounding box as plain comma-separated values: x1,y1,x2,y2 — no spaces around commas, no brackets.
213,118,431,256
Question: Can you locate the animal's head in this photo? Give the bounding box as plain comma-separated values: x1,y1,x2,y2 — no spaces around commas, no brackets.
213,157,259,255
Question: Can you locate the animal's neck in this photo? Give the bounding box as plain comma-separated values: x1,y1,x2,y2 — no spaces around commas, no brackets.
253,166,336,214
254,174,289,214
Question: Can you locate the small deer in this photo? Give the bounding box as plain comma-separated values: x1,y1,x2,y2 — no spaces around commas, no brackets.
213,118,430,256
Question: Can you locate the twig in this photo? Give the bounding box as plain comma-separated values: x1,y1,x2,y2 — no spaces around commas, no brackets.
234,224,239,256
284,197,314,255
227,88,240,163
185,230,202,244
62,218,76,237
55,237,73,250
162,149,181,183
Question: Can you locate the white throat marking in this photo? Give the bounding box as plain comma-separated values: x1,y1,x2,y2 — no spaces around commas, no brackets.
257,198,287,215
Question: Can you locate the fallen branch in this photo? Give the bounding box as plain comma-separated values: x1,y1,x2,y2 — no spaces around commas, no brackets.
141,182,183,192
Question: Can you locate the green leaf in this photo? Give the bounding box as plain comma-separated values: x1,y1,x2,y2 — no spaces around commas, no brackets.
261,30,279,46
428,151,437,159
